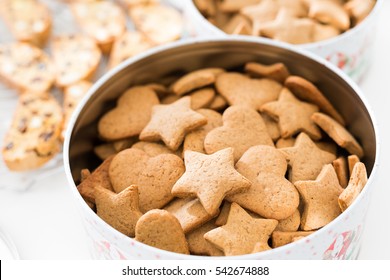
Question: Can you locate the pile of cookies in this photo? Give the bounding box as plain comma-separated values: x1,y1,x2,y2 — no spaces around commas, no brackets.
194,0,376,44
0,0,183,171
77,62,368,256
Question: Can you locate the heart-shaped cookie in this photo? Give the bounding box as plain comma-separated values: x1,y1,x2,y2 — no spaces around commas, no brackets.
135,209,189,254
98,86,159,141
109,148,185,212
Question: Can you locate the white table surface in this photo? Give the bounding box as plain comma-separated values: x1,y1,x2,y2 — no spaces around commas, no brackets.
0,1,389,260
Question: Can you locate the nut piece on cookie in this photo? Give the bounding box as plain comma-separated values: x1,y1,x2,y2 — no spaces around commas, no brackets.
0,42,55,93
139,96,207,151
294,164,344,230
52,34,102,87
204,203,278,256
2,92,62,171
312,112,364,159
204,106,274,162
339,162,367,212
98,86,159,141
129,4,183,45
109,148,185,212
0,0,52,47
135,209,190,254
71,1,126,53
95,185,143,237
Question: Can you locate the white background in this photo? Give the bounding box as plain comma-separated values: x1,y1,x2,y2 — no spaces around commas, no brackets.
0,1,389,259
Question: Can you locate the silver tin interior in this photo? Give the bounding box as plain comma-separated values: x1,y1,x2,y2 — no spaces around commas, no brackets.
65,38,377,183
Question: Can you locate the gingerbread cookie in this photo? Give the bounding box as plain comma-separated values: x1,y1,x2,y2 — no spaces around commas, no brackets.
216,72,282,111
275,209,301,232
312,112,364,158
333,156,349,188
139,96,207,151
172,148,251,215
294,164,344,230
52,34,101,87
204,106,274,161
280,132,336,183
228,145,299,220
308,0,350,31
0,42,55,93
109,148,185,212
0,0,51,47
272,231,314,248
204,203,278,256
129,4,183,45
98,86,159,141
135,209,189,254
95,185,142,237
2,92,62,171
339,162,367,212
261,87,321,140
71,1,126,53
132,141,179,157
245,61,290,83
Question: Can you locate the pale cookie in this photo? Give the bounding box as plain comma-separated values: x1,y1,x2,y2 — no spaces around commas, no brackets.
285,75,345,125
109,148,185,212
272,231,314,248
280,132,336,183
77,155,115,204
52,34,101,87
62,81,92,140
348,154,360,175
164,198,219,234
129,4,183,45
95,185,142,237
275,209,300,232
108,31,154,69
204,203,278,256
260,11,315,44
339,162,367,212
94,143,117,160
313,22,340,42
222,14,252,35
245,62,290,84
312,112,364,159
2,92,62,171
132,141,179,157
172,148,251,215
208,95,228,111
120,0,158,8
183,109,223,154
308,0,350,30
333,156,349,188
261,88,322,140
98,86,159,141
204,106,274,162
193,0,217,17
216,72,283,111
277,0,308,17
240,0,279,36
139,96,207,151
294,164,344,230
71,1,126,53
186,219,224,256
0,42,54,93
0,0,51,47
344,0,376,24
227,145,299,220
135,209,189,254
219,0,261,12
171,68,225,96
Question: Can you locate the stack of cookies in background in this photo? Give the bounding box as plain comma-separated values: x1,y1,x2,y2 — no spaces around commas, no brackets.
0,0,183,172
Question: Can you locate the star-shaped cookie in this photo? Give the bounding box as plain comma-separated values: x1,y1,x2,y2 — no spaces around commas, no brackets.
240,0,279,35
95,185,143,237
294,164,344,230
171,148,251,215
261,87,322,140
280,132,336,182
140,96,207,151
204,203,278,256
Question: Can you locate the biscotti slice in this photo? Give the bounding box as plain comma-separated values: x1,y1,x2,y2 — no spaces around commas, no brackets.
0,0,52,47
52,34,102,87
108,31,154,69
2,92,63,171
71,1,126,53
62,80,93,140
0,42,55,93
